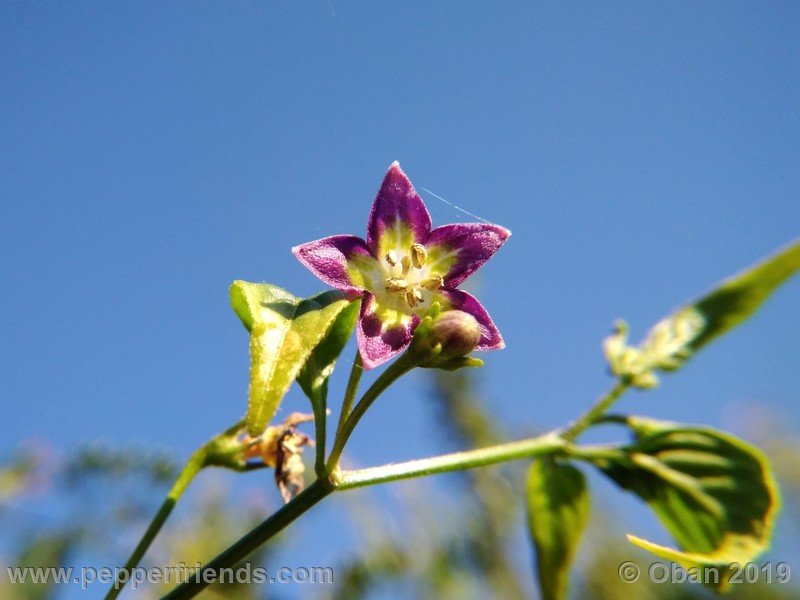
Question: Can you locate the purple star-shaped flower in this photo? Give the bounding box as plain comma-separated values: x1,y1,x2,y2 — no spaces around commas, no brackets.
293,162,509,369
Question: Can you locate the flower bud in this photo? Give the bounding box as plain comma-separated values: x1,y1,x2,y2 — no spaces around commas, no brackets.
429,310,482,358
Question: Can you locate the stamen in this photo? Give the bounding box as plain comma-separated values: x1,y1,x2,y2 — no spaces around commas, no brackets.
410,244,427,268
422,275,444,290
385,250,399,266
385,277,408,292
412,288,424,303
405,289,421,307
401,255,411,275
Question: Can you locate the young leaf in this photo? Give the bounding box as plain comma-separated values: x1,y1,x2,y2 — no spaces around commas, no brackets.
588,417,780,590
606,240,800,386
526,459,590,600
230,281,354,436
647,239,799,363
296,300,359,405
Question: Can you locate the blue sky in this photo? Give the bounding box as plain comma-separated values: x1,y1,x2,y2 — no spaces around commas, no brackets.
2,1,799,595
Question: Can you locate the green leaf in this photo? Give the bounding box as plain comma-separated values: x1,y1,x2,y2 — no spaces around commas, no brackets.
641,239,800,372
296,300,358,477
526,459,590,600
16,534,73,600
296,300,359,405
230,281,355,436
605,240,800,388
590,417,780,590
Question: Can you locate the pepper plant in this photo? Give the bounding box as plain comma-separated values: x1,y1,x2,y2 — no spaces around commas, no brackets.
106,163,799,600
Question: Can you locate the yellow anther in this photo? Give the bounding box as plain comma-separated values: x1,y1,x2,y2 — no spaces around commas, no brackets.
410,243,427,268
385,277,408,292
401,255,411,275
405,288,423,308
422,275,444,290
385,250,399,266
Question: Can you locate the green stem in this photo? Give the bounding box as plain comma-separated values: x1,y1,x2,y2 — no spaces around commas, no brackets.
162,479,334,600
593,413,632,427
163,430,567,599
561,380,629,441
327,354,414,471
310,386,328,479
105,447,207,600
333,350,363,441
336,431,566,489
565,443,628,463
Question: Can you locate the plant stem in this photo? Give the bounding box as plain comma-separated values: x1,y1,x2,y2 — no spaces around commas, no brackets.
128,377,625,600
333,350,363,441
105,447,207,600
336,431,566,489
565,443,628,463
561,380,629,441
162,478,334,600
326,354,414,470
163,430,568,599
310,386,328,479
593,413,632,427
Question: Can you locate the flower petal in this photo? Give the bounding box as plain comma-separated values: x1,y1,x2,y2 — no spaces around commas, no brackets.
426,223,511,287
357,292,418,369
292,235,377,292
367,162,432,257
438,289,505,350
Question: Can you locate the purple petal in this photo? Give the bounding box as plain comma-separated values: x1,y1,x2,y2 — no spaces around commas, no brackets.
357,292,417,369
292,235,373,292
426,223,511,287
439,289,505,350
366,162,432,254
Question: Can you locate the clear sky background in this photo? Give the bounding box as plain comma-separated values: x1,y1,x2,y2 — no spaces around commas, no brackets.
2,2,799,597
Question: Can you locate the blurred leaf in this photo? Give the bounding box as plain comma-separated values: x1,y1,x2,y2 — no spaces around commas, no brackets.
230,281,354,436
593,417,779,591
14,535,72,600
67,445,176,482
642,239,800,371
526,459,590,600
0,455,38,504
297,300,359,405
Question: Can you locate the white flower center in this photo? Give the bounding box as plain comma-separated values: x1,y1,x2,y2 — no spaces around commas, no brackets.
381,243,443,310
